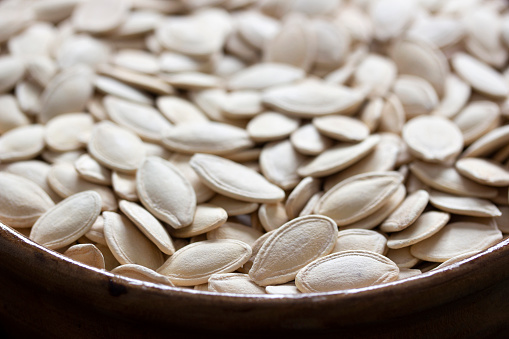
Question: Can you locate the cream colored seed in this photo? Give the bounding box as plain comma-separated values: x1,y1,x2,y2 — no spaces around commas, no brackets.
260,140,307,190
258,202,289,232
190,153,285,203
411,221,502,263
0,172,55,228
429,190,501,218
402,115,464,163
119,200,176,255
455,158,509,187
381,190,429,233
47,162,118,211
249,215,338,286
45,113,93,153
168,204,227,239
298,134,380,178
313,115,370,142
333,229,387,255
112,264,174,286
64,243,105,270
30,191,101,250
157,239,252,286
340,184,406,230
103,211,164,271
136,157,196,229
208,195,258,217
74,154,112,186
295,250,399,293
0,124,45,162
207,222,263,248
315,172,403,226
208,273,266,294
161,121,254,155
387,211,450,250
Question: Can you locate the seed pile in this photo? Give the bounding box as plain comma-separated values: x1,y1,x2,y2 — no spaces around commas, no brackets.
1,0,509,295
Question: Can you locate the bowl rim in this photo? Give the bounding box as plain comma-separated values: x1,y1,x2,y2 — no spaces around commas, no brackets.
3,221,508,302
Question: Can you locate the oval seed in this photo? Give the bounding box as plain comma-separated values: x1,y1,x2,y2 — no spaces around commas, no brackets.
429,190,501,217
136,157,196,229
298,134,380,177
324,133,400,189
64,243,105,270
0,95,29,134
265,283,300,295
161,121,254,155
390,37,448,96
340,184,405,230
0,124,45,162
262,79,365,118
94,76,152,105
30,191,101,250
247,112,300,143
433,74,471,119
455,158,509,187
119,200,175,255
315,172,403,226
74,154,112,186
453,101,500,146
72,0,130,34
0,160,61,202
156,96,209,125
45,113,93,152
258,202,289,232
452,52,509,99
112,264,174,286
290,124,333,156
190,153,285,203
263,14,316,71
168,153,215,204
88,121,145,173
285,177,321,219
0,56,25,94
0,172,55,228
103,96,172,143
260,140,307,190
381,190,429,232
313,115,370,142
103,211,164,270
393,75,438,118
168,204,227,239
386,247,420,269
409,161,497,198
387,211,450,249
249,215,338,286
333,229,387,255
209,195,258,216
402,115,464,163
228,63,305,90
207,222,263,247
411,221,503,262
85,215,106,245
462,125,509,158
157,239,252,286
111,171,137,202
353,54,397,97
39,66,94,123
47,162,118,211
208,273,266,294
295,250,399,293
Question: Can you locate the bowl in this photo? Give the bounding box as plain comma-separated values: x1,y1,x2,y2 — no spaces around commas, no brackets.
1,222,509,338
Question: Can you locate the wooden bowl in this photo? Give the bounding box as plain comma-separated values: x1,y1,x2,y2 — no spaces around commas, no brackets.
1,221,509,338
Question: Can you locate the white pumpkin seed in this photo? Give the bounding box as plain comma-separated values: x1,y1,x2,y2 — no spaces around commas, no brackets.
103,211,164,270
295,250,399,293
136,157,196,229
157,239,252,286
30,191,101,250
249,215,338,286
